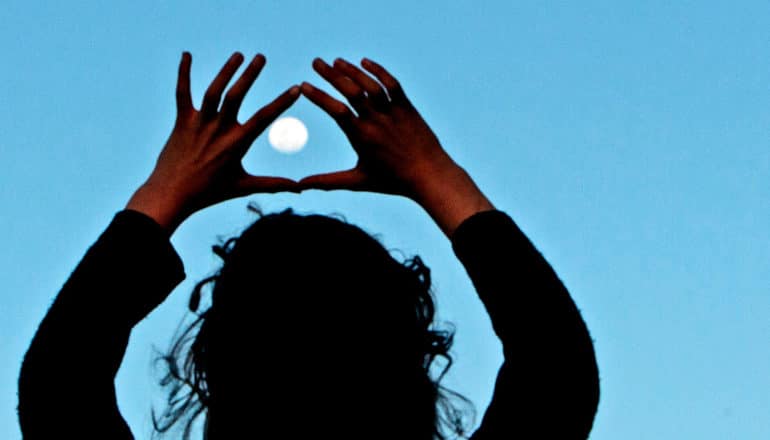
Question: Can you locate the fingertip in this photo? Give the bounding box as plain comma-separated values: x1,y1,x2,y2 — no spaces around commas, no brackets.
231,52,245,64
300,82,313,93
289,85,300,97
253,53,266,65
278,178,302,193
297,177,323,190
179,52,192,68
312,57,329,70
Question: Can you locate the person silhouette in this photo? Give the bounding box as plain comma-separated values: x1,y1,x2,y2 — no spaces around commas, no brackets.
18,52,599,439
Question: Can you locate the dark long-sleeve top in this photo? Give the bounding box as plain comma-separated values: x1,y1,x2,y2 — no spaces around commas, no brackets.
18,209,599,439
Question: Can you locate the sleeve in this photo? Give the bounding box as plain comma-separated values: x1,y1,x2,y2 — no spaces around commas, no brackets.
18,209,186,439
451,210,600,440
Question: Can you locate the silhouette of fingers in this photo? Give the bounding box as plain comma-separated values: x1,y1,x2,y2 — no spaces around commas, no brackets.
332,58,391,111
299,81,356,132
298,168,367,191
200,52,245,119
239,86,301,154
312,58,371,116
360,58,409,106
219,54,266,123
176,52,193,116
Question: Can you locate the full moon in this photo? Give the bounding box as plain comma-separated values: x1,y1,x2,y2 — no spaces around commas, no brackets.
268,116,308,154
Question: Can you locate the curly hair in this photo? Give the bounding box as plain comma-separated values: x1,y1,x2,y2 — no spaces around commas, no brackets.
152,204,476,439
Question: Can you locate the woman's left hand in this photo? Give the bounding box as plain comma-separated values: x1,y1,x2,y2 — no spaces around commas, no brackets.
126,52,301,234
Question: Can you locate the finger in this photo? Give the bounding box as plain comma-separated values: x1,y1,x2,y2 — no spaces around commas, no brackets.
312,58,370,116
360,58,409,105
219,54,266,123
176,52,193,115
332,58,390,110
239,85,301,153
200,52,245,118
299,81,356,131
298,169,367,191
234,175,301,196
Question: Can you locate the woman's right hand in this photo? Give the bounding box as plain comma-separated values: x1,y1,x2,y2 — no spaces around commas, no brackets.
299,57,494,237
298,57,459,199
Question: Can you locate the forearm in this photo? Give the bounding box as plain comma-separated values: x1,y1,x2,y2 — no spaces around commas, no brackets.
126,181,190,237
19,306,136,438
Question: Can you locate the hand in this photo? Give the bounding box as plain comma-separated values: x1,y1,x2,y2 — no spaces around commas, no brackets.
127,52,301,233
297,57,460,199
299,57,493,237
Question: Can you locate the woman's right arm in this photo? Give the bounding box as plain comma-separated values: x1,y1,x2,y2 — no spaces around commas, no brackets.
19,51,300,439
298,57,600,438
18,210,186,439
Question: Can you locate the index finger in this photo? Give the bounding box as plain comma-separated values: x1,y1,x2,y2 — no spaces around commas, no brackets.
239,85,302,153
299,81,356,130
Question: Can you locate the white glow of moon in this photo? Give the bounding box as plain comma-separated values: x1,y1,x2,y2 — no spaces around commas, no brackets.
268,116,308,154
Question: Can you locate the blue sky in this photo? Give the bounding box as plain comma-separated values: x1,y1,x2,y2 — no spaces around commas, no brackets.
2,1,768,438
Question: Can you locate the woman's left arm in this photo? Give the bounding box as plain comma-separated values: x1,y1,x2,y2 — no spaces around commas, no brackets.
18,52,300,438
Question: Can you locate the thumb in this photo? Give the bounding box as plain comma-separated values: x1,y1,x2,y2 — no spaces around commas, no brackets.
234,175,301,195
298,168,367,191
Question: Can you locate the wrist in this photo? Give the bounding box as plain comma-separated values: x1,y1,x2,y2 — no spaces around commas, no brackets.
125,182,190,236
410,164,495,238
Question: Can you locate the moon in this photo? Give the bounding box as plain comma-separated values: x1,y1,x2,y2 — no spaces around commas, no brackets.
268,116,308,154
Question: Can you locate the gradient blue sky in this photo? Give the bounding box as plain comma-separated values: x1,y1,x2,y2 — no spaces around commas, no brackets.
2,1,768,438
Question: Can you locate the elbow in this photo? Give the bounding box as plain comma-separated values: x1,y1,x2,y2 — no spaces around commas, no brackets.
579,352,601,438
17,349,41,435
563,334,601,438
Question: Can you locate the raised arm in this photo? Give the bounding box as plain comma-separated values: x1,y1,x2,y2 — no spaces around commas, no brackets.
298,57,600,438
17,210,186,439
18,51,301,438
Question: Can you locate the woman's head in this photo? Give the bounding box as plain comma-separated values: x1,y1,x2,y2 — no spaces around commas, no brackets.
154,205,474,439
